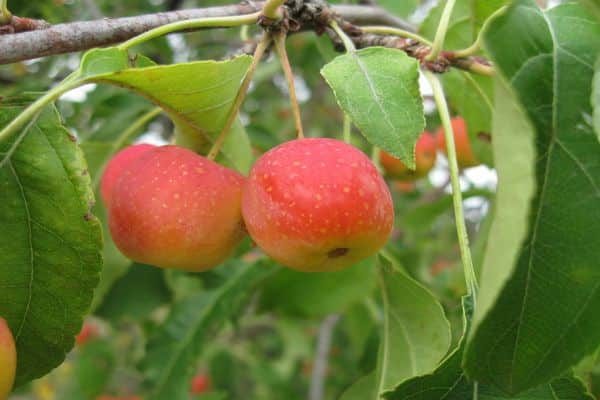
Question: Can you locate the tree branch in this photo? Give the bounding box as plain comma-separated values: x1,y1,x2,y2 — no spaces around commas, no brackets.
308,314,341,400
0,2,413,65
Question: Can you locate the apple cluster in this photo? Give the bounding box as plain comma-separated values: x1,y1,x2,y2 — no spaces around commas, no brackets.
379,117,480,185
102,138,394,273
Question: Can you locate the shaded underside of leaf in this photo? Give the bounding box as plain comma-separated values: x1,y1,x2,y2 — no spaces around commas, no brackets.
465,0,600,394
0,97,102,385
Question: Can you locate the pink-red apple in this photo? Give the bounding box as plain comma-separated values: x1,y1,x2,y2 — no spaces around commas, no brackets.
101,144,156,205
190,373,211,395
75,321,100,346
242,138,394,272
435,117,480,168
380,132,436,180
108,145,246,271
0,317,16,400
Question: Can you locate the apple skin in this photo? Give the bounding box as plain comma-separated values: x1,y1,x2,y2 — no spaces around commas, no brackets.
108,145,246,271
242,138,394,272
380,132,436,180
75,321,100,346
0,317,16,400
101,144,156,205
190,373,211,395
435,117,480,168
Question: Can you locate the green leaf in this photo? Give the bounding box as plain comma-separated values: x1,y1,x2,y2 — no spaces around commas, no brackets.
384,298,593,400
339,373,376,400
321,47,424,168
260,257,377,317
374,255,451,392
465,1,600,394
96,263,170,322
0,97,102,386
74,47,254,173
342,255,451,397
378,0,419,19
593,57,600,140
442,71,494,165
91,54,254,173
140,260,277,400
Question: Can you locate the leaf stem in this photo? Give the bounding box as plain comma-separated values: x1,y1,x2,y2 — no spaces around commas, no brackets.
452,6,507,59
424,71,478,303
342,114,351,144
91,107,163,191
261,0,285,20
117,12,261,50
273,32,304,139
206,34,271,160
330,20,356,52
360,26,432,46
0,0,11,25
426,0,456,61
0,78,84,145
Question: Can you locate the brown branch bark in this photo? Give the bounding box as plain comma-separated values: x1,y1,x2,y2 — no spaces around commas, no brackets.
0,2,413,65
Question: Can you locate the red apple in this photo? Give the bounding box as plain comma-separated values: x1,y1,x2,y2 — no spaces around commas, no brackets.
242,138,394,272
435,117,479,168
101,144,156,205
380,132,436,180
75,321,100,346
0,317,16,400
108,145,246,271
190,373,211,395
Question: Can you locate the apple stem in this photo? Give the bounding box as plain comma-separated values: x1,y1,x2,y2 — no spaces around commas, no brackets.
360,26,432,46
452,6,508,59
0,0,11,25
261,0,285,21
329,20,356,53
426,0,456,61
424,71,478,304
207,34,271,161
342,114,351,144
91,107,163,191
0,76,84,145
273,32,305,140
117,12,261,51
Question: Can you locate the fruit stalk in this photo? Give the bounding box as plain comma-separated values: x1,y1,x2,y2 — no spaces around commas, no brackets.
425,71,478,303
426,0,456,61
273,32,305,139
117,12,261,50
261,0,285,20
207,34,271,160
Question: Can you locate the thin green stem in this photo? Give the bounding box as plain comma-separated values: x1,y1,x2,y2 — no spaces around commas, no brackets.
360,26,432,46
91,107,163,190
426,0,456,61
424,71,478,303
207,34,271,160
0,0,11,25
118,12,261,50
240,24,250,42
0,78,85,145
273,32,304,139
467,62,494,76
342,114,351,144
452,6,507,59
330,20,356,52
262,0,285,20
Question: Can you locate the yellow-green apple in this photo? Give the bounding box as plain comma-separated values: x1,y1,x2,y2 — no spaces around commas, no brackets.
435,117,480,168
380,131,436,180
242,138,394,272
108,145,245,271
